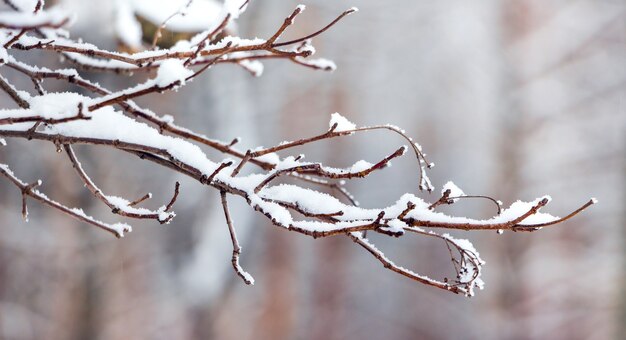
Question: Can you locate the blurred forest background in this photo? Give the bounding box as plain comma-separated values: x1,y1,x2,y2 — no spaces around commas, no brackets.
0,0,624,339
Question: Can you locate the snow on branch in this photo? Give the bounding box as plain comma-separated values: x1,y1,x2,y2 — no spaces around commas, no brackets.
0,1,595,296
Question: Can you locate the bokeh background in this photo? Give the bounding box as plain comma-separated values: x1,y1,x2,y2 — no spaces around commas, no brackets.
0,0,624,339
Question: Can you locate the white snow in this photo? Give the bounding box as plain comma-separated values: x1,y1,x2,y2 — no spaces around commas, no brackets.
249,194,293,228
381,219,408,234
329,112,356,132
223,0,248,19
115,2,143,48
4,0,38,12
47,108,217,176
236,264,255,284
70,207,132,237
257,184,560,230
155,59,194,86
107,195,175,223
212,36,266,49
442,181,465,202
0,46,7,64
0,92,82,130
301,58,337,71
0,7,71,28
238,59,264,77
349,160,374,172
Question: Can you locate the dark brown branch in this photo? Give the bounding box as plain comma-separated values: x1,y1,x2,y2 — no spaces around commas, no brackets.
266,5,304,45
128,193,151,207
165,182,180,212
272,7,358,47
429,189,452,210
64,144,175,223
221,190,254,285
0,163,130,238
3,29,27,48
0,74,30,108
348,232,463,294
514,199,596,230
231,150,252,177
205,161,233,184
184,14,231,66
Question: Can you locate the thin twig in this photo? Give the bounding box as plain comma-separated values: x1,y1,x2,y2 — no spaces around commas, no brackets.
220,191,254,285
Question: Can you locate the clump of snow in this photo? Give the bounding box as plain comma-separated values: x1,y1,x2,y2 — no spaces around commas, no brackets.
33,94,219,176
488,197,558,225
442,181,465,202
299,44,315,56
349,160,374,172
115,2,143,48
0,92,85,131
0,46,7,64
215,36,266,48
238,59,264,77
329,112,356,132
223,0,250,19
237,266,255,285
249,194,293,228
29,92,86,117
106,195,175,223
0,7,71,28
155,59,194,87
381,219,407,235
304,58,337,71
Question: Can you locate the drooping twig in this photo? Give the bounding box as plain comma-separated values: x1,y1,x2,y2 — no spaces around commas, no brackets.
220,191,254,285
64,144,176,223
0,163,131,238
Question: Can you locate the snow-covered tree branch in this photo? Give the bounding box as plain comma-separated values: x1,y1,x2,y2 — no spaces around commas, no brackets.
0,0,595,297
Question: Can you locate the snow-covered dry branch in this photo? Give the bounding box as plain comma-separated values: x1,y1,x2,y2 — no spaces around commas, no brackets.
0,0,595,296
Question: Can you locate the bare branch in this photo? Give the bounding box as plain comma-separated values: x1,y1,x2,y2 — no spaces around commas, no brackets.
0,163,131,238
0,74,30,109
150,0,194,49
221,191,254,285
64,144,176,223
272,7,358,47
0,3,594,296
